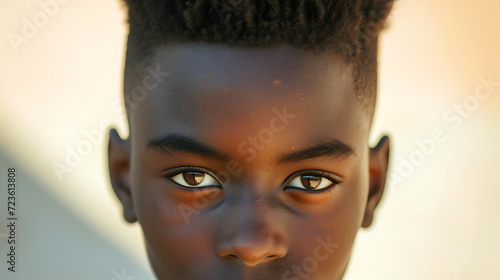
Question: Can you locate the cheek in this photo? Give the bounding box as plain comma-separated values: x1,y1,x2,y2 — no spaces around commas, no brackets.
286,163,368,277
285,212,359,279
131,157,219,276
340,159,369,231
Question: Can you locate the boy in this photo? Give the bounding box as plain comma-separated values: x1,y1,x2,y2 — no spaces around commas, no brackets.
108,0,393,279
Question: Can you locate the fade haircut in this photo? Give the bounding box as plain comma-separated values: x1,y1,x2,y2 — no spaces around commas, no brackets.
122,0,395,110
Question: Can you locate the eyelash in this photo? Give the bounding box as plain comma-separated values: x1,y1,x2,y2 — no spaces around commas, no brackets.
161,166,222,192
283,169,342,195
161,167,342,193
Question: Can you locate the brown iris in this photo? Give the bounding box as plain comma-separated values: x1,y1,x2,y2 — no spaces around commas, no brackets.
183,171,205,185
300,175,322,189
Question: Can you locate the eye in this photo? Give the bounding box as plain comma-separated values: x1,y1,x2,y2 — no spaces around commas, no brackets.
165,167,220,188
285,170,341,191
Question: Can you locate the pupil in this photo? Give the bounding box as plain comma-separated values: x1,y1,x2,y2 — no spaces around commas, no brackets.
301,175,321,189
183,172,205,185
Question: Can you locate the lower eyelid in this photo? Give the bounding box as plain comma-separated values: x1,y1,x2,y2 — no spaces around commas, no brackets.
169,181,219,192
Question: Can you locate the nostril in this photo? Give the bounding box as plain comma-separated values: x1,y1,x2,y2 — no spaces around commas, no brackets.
265,255,277,261
225,254,238,261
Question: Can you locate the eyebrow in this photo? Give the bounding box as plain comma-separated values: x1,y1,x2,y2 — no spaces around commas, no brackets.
147,133,229,161
278,139,355,163
148,133,354,163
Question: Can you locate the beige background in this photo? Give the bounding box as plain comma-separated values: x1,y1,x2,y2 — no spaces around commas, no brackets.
0,0,499,279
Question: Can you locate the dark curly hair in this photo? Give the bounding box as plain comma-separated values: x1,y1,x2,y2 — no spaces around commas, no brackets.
122,0,395,107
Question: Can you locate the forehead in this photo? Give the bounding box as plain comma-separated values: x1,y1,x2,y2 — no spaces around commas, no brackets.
127,43,369,159
126,42,353,98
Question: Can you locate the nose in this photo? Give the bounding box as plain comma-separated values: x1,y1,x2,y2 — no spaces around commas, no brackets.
216,233,287,266
215,197,287,266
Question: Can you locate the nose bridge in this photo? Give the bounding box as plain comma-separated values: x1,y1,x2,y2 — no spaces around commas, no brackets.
226,193,272,238
215,191,287,266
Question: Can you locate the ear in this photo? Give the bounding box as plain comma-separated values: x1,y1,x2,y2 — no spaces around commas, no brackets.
362,135,390,228
108,128,137,223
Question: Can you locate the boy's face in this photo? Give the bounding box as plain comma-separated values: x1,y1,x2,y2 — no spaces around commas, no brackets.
108,43,389,280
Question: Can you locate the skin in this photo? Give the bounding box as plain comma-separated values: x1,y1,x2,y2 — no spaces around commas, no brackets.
108,42,390,280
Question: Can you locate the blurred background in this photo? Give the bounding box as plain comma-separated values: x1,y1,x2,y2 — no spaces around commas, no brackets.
0,0,499,279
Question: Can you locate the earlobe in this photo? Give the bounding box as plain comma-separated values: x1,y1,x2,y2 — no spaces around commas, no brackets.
362,135,390,228
108,128,137,223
